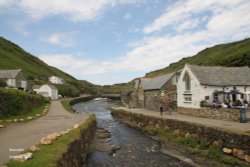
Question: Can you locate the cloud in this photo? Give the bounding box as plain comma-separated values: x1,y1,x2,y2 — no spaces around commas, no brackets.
0,0,140,22
42,32,76,47
124,13,132,20
143,0,248,34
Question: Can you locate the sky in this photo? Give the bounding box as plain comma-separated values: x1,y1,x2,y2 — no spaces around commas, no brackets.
0,0,250,85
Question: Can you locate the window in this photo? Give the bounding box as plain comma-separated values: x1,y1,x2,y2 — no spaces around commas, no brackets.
184,94,192,102
171,93,177,101
213,94,219,101
205,96,210,100
241,94,245,99
183,72,191,91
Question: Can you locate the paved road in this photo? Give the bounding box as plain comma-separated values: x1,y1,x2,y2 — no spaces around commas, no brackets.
0,100,86,164
114,107,250,134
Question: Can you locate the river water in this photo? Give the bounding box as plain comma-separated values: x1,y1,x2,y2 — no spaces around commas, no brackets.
73,100,191,167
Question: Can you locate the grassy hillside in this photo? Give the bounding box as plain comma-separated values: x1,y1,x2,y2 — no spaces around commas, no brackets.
0,37,96,95
146,38,250,77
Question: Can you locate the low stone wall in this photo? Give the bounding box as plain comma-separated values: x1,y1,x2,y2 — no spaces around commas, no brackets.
111,108,250,163
69,96,96,105
177,107,246,121
57,115,97,167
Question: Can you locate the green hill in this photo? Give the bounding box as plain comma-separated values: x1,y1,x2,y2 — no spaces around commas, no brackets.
0,37,97,96
146,38,250,77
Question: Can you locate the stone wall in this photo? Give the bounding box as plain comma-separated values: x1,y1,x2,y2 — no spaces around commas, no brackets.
144,82,177,112
57,115,96,167
111,108,250,163
177,107,249,121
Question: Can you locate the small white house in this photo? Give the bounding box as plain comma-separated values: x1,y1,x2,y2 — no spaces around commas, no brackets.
49,76,64,84
0,69,28,90
33,84,58,100
177,64,250,109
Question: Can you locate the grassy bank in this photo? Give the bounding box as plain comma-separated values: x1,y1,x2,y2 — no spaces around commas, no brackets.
111,109,250,167
7,114,96,167
60,99,73,113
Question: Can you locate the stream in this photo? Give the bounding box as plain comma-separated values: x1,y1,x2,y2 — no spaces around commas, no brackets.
73,100,191,167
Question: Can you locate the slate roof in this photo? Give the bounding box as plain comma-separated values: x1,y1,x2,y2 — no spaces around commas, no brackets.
0,69,22,79
32,85,42,89
140,73,175,91
187,64,250,86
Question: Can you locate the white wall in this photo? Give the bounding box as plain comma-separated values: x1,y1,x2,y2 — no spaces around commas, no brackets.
6,79,16,87
37,85,58,100
178,65,250,109
177,65,201,108
49,76,64,84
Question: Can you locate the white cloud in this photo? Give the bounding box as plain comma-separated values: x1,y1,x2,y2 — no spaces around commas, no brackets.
124,13,132,20
143,0,248,34
42,32,76,47
0,0,140,22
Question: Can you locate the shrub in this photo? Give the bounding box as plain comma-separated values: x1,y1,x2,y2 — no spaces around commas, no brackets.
0,88,47,117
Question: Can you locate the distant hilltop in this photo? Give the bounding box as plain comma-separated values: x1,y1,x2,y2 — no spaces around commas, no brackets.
146,38,250,77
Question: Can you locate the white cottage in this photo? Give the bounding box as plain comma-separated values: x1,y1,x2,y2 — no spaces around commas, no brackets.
0,69,28,90
177,64,250,109
49,76,64,84
33,84,58,100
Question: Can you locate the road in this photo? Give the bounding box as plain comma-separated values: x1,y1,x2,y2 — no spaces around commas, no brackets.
0,100,86,164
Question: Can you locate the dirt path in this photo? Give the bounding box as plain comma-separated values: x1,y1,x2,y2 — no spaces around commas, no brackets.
0,100,86,164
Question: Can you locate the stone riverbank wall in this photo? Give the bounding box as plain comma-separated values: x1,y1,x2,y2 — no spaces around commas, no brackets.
177,107,250,122
111,108,250,163
57,114,97,167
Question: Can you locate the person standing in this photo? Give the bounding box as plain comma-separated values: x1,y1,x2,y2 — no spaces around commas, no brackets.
168,104,173,115
159,105,163,116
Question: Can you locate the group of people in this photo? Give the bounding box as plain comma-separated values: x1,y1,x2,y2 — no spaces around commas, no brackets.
159,104,173,116
212,99,249,109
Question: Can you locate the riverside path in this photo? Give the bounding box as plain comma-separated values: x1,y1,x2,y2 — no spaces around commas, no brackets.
114,107,250,134
0,100,86,164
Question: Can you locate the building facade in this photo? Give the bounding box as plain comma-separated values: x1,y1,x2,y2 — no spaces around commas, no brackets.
177,64,250,109
132,72,179,111
49,76,64,84
33,84,58,100
0,69,27,90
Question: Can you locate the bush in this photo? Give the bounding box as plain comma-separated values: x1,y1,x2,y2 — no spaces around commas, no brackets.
0,79,7,87
0,88,47,117
55,84,80,97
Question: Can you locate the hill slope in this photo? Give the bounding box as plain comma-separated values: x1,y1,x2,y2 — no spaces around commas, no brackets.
146,38,250,77
0,37,96,95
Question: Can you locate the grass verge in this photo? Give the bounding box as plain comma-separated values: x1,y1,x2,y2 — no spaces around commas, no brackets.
60,99,73,113
6,114,96,167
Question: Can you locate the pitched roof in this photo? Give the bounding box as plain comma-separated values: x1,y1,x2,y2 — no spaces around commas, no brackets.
0,69,22,79
187,64,250,86
140,73,175,90
32,85,42,89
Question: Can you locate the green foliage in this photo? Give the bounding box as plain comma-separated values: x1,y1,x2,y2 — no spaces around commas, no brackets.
6,114,96,167
0,88,47,117
0,79,6,87
0,37,98,94
55,84,80,97
60,99,73,113
146,38,250,77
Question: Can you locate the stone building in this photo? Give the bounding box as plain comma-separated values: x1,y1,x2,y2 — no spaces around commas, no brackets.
132,72,179,111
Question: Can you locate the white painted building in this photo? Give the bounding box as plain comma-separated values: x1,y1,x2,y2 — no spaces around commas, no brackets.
0,69,28,90
177,64,250,109
49,76,64,84
33,84,58,100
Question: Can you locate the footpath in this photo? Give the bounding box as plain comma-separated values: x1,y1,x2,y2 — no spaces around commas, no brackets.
0,100,86,165
114,107,250,134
